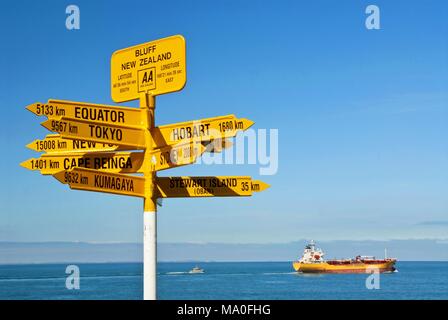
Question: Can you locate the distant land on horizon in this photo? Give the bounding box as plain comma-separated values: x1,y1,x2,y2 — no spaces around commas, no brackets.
1,239,447,264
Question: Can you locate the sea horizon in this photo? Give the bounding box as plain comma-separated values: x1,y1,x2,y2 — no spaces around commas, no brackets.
1,239,448,264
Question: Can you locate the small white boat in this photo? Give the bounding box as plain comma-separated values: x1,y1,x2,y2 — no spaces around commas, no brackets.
188,266,204,274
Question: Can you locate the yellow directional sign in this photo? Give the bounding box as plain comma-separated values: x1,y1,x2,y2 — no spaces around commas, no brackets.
26,99,143,127
53,167,145,198
149,142,206,171
111,35,186,102
41,117,146,148
202,138,233,153
154,115,254,147
21,152,145,175
26,134,129,154
156,176,270,198
22,141,205,175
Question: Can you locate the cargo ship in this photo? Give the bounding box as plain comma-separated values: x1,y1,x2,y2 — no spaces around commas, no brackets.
292,240,397,273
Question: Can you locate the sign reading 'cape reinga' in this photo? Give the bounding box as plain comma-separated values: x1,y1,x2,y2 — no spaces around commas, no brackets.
111,35,186,102
21,152,145,175
156,176,270,198
23,142,206,175
27,99,143,126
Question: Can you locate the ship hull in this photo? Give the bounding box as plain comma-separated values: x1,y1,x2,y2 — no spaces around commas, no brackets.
292,261,396,274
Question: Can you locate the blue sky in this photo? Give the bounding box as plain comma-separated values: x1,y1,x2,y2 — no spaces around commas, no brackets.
0,0,447,243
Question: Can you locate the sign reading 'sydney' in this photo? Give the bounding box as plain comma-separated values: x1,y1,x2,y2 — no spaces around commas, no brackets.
111,35,186,102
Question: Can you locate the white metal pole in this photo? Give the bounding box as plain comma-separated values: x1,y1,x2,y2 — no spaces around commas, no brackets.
141,92,157,300
143,211,157,300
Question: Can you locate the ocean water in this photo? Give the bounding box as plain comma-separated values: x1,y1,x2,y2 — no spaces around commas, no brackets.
0,262,447,300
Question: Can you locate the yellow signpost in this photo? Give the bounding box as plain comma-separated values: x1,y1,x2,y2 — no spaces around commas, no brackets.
21,152,145,175
41,117,146,148
53,167,145,198
22,35,270,301
26,134,127,154
22,142,206,175
202,138,233,153
157,176,270,198
27,99,143,126
153,114,254,147
111,35,186,102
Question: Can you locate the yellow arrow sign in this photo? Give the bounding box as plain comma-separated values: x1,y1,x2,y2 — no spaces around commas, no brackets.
149,142,206,172
26,99,143,127
21,152,145,175
153,114,254,147
202,138,233,153
156,176,270,198
41,117,146,148
26,134,130,154
53,167,145,198
22,142,205,174
111,35,186,102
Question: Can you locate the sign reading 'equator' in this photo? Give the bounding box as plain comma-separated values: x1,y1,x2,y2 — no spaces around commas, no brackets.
27,99,143,126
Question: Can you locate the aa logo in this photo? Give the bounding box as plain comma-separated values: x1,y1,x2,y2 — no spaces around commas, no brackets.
138,68,156,92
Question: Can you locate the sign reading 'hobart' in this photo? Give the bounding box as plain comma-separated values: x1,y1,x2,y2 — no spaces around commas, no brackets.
111,35,186,102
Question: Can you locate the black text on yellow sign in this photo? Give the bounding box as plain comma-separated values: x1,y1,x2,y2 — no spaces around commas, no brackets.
21,152,145,175
22,142,206,175
41,117,146,148
27,99,143,126
156,176,270,198
111,35,186,102
153,114,254,147
26,134,130,154
53,167,145,198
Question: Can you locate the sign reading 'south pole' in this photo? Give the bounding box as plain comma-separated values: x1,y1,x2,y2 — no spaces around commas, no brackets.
156,176,270,198
53,167,145,198
111,35,186,102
